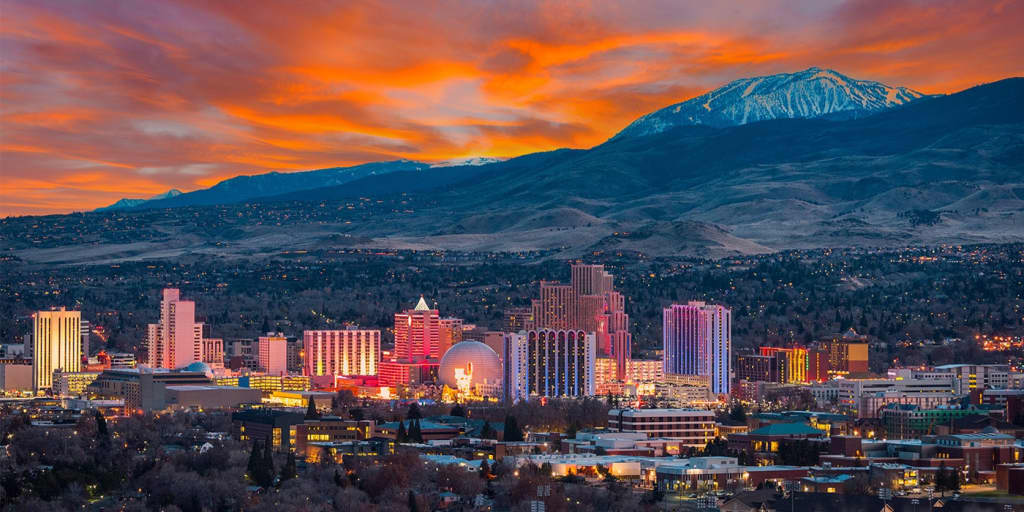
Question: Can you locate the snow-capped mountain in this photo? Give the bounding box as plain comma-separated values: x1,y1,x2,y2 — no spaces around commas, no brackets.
613,67,928,139
94,189,183,212
429,156,506,168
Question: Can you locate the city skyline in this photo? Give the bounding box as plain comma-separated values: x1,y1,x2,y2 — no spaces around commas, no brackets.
2,0,1023,215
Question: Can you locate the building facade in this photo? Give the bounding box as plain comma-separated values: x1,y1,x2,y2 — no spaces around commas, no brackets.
146,289,201,369
257,333,288,375
608,408,716,447
33,308,82,392
663,302,731,395
394,297,441,361
303,328,380,377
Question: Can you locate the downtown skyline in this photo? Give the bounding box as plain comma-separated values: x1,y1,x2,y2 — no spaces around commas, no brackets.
2,0,1023,215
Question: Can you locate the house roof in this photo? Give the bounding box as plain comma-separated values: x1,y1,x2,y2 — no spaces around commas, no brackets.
748,422,824,437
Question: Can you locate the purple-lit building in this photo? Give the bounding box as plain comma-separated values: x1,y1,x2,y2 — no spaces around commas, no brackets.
663,301,731,395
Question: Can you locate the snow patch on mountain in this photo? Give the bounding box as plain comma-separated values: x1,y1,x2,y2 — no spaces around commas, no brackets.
614,67,929,139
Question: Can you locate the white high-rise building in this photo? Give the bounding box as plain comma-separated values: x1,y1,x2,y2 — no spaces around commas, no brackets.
33,307,81,392
663,301,731,395
146,288,200,369
303,328,380,377
504,329,596,401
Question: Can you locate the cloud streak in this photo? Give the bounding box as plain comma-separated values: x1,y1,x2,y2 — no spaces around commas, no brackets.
1,0,1021,215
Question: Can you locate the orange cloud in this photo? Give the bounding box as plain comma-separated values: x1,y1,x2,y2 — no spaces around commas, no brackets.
0,0,1021,215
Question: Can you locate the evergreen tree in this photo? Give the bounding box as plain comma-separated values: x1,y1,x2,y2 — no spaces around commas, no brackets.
450,404,466,417
503,415,523,442
279,452,297,483
407,490,419,512
258,437,276,487
478,459,491,480
396,420,408,443
349,407,365,421
565,420,580,439
409,419,423,443
407,401,422,419
94,410,108,438
481,421,497,440
247,441,262,482
935,464,949,495
306,397,320,419
729,403,747,424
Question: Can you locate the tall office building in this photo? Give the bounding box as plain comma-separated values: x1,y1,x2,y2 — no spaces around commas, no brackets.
303,328,380,377
509,327,598,399
501,332,529,403
662,301,731,395
519,263,632,379
200,338,224,368
394,297,441,361
503,307,533,333
80,320,91,359
258,333,288,376
32,308,82,392
146,288,201,369
438,317,464,357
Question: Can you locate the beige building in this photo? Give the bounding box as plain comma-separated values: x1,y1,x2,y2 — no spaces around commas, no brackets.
33,308,82,392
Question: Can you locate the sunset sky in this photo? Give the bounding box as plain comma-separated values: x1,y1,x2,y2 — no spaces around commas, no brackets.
1,0,1021,216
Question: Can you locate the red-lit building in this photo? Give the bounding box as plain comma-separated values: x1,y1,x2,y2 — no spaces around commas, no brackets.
394,297,441,361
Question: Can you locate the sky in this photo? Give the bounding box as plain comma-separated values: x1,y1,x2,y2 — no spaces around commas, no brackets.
1,0,1021,216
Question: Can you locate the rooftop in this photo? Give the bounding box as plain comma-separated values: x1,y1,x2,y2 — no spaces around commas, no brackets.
748,422,826,437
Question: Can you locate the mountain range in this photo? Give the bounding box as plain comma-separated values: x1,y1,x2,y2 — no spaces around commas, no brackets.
16,68,1024,264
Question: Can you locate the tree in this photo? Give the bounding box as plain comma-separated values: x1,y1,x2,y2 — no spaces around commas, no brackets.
729,403,747,424
407,401,422,420
349,407,365,421
94,411,108,439
409,419,423,443
935,464,950,495
594,446,608,455
396,420,408,443
478,459,491,480
306,397,320,420
450,404,466,417
247,441,262,482
407,490,419,512
481,421,497,440
503,415,523,442
279,452,297,483
565,420,580,439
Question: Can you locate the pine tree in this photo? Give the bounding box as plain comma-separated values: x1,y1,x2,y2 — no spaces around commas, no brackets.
566,420,580,439
306,397,320,419
481,421,497,440
279,452,297,483
408,401,422,420
409,419,423,443
408,490,419,512
247,441,262,482
259,437,276,487
94,410,108,438
478,459,491,480
396,420,408,443
450,404,466,417
503,415,523,442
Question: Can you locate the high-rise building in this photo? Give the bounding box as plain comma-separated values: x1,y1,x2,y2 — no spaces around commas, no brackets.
662,301,731,395
438,317,464,357
518,329,596,399
80,320,91,359
200,338,224,369
503,308,534,332
146,289,201,369
303,328,380,377
736,354,773,382
32,308,82,392
501,331,528,403
760,347,808,384
827,329,870,377
258,333,288,376
394,297,441,361
523,264,632,380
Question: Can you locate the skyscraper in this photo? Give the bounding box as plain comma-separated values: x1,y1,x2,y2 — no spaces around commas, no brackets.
33,307,81,392
438,317,464,357
500,332,529,403
394,296,441,361
663,301,731,395
521,263,632,379
303,328,380,377
146,288,201,369
258,333,288,376
521,328,596,399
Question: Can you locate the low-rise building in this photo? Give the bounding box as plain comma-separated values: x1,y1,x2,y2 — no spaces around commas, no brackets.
607,408,715,447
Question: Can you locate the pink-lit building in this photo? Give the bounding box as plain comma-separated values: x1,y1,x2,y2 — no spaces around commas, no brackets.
146,288,202,369
663,302,731,395
258,333,288,376
200,338,224,369
394,297,441,361
438,317,463,357
303,328,380,377
377,360,438,387
523,264,632,380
